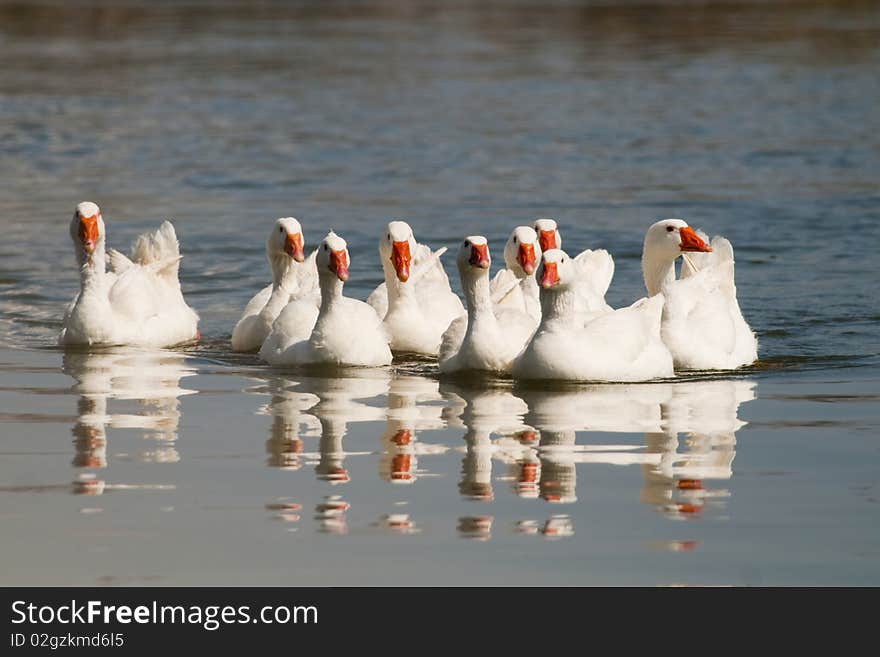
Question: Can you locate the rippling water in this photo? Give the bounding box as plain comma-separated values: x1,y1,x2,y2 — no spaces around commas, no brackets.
1,0,879,585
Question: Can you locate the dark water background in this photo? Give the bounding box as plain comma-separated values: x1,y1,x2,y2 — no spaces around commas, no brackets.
0,0,878,585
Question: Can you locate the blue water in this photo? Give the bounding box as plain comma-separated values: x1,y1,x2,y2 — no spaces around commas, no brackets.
0,0,878,585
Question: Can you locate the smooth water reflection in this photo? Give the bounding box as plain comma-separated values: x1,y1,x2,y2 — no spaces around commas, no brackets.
62,348,195,497
55,349,757,545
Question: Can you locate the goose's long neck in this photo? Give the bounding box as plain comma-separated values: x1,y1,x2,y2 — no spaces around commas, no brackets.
318,273,345,314
388,273,417,313
462,270,494,326
269,252,297,292
79,240,108,289
641,248,677,297
264,253,298,316
539,286,579,329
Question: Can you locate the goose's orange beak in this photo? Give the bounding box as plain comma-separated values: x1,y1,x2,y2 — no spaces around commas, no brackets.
518,242,536,274
469,243,490,269
391,240,411,282
538,229,557,252
329,249,349,281
679,226,712,253
540,262,559,289
285,232,305,262
79,213,100,254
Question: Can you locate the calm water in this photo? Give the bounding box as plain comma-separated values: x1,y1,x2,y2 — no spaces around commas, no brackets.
1,0,879,586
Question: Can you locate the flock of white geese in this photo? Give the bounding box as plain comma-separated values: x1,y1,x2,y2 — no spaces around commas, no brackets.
61,201,758,382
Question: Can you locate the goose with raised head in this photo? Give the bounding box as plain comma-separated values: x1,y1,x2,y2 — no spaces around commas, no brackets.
641,219,758,370
512,249,673,382
60,202,199,348
367,220,463,356
366,222,462,325
532,217,614,313
439,236,537,374
259,231,392,367
489,225,542,321
231,217,318,352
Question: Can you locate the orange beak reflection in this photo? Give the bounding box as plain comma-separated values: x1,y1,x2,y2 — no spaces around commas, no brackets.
518,242,536,275
469,243,490,269
540,262,559,289
285,232,305,262
679,226,712,253
329,249,349,281
79,214,100,254
391,240,411,282
538,229,557,252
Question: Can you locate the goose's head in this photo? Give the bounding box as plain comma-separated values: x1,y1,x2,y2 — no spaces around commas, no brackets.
643,218,712,261
537,249,576,291
70,202,105,263
267,217,305,263
503,226,540,277
457,235,491,278
533,218,561,253
317,231,350,282
380,220,416,283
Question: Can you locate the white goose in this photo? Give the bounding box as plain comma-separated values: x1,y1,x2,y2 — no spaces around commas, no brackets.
231,217,318,352
439,237,537,374
367,221,464,356
512,249,673,382
533,217,614,313
60,202,199,348
489,225,542,321
259,231,392,368
366,222,461,322
642,219,758,370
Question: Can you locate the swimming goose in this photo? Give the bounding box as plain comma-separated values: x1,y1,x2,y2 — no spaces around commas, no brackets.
368,221,464,356
512,249,673,382
60,202,199,348
489,225,542,321
259,231,392,367
439,237,537,374
641,219,758,370
532,217,614,313
366,222,462,325
231,217,318,352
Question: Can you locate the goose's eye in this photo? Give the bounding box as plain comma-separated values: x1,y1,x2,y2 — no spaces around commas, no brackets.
387,233,391,240
464,240,469,246
323,244,328,251
666,226,674,233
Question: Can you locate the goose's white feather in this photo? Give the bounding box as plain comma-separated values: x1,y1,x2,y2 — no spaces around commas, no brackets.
60,204,199,348
642,219,758,370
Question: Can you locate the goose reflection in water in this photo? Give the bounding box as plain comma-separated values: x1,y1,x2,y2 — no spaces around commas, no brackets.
641,380,756,520
251,375,320,471
379,375,450,484
62,348,195,495
515,383,675,505
440,382,533,503
295,370,390,484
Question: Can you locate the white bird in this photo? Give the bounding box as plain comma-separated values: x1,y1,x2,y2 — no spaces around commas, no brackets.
532,217,614,313
231,217,318,352
367,221,464,356
641,218,758,370
489,225,542,321
259,231,392,368
439,236,537,374
60,202,199,348
366,222,461,322
512,249,673,382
